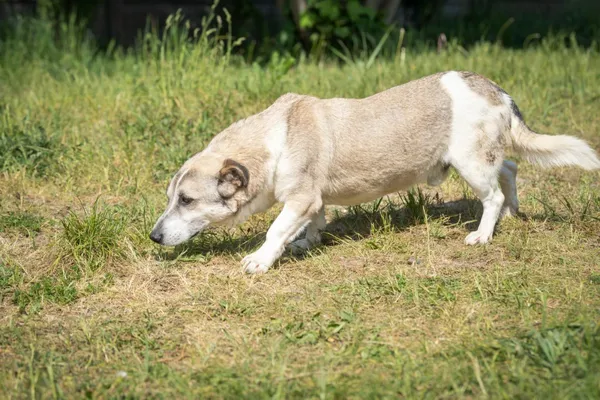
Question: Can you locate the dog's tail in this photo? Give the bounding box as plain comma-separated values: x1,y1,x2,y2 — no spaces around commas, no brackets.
504,99,600,170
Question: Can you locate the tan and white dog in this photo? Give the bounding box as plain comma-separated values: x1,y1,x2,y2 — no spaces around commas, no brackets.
150,71,600,273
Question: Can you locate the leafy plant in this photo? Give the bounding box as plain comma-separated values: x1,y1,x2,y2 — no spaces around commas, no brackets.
282,0,388,57
301,0,381,40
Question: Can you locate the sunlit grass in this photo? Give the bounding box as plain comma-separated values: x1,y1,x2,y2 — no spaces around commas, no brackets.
0,9,599,399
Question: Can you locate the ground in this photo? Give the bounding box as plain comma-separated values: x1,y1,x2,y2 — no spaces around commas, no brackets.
0,20,599,398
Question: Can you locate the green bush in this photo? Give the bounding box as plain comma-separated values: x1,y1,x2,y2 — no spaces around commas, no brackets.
291,0,387,57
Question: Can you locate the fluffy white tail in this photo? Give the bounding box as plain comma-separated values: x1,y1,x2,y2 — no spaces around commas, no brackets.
508,116,600,170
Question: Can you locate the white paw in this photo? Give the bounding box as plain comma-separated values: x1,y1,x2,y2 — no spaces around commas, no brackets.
241,253,271,274
465,231,492,245
288,238,312,255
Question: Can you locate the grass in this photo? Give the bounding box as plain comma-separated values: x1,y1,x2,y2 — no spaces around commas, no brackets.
0,114,63,177
58,201,130,271
0,10,600,399
0,212,44,237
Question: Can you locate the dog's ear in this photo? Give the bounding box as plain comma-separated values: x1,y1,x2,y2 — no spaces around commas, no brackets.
218,159,249,198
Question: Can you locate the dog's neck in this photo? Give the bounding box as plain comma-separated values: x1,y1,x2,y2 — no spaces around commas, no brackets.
205,98,297,202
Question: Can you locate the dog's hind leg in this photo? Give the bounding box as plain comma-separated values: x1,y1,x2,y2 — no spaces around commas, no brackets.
499,160,518,218
427,162,451,186
288,206,326,255
451,156,505,245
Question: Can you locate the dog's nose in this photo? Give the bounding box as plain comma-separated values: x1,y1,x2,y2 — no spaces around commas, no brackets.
149,230,163,244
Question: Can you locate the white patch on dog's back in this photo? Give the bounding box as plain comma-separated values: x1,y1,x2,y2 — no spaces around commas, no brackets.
440,72,510,164
441,72,488,154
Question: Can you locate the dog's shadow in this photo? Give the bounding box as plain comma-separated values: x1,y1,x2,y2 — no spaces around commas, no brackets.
156,197,496,262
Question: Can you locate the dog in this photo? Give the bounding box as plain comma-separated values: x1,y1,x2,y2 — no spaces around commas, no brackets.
150,71,600,274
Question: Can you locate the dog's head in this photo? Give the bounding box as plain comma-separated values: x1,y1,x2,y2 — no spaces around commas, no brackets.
149,154,249,246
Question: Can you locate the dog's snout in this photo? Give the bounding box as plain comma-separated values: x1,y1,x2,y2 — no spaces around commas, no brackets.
149,230,163,244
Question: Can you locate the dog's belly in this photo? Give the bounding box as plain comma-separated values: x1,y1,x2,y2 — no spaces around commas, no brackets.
324,191,394,206
322,171,428,206
314,89,452,206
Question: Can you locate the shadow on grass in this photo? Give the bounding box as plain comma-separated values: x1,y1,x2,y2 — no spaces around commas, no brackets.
324,199,483,243
156,197,490,262
153,230,267,262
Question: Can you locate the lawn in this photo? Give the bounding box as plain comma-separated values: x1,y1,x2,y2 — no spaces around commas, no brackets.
1,14,600,399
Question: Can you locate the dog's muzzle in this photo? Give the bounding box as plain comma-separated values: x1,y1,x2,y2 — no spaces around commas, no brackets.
149,229,163,244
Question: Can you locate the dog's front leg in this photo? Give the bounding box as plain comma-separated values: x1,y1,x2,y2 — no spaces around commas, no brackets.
242,198,321,274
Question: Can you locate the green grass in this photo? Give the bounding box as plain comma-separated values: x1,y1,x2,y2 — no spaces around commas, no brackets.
0,11,600,399
0,212,44,237
0,113,63,177
58,201,130,271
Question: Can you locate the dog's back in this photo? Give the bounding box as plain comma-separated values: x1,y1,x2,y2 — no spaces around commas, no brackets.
282,73,453,204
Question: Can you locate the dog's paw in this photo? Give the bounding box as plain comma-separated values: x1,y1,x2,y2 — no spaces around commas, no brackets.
288,238,312,255
242,253,270,274
501,204,519,219
464,231,492,245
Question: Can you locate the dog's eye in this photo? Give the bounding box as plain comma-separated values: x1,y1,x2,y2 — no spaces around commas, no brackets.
179,194,194,205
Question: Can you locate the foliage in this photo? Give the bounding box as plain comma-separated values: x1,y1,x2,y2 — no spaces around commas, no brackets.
300,0,385,42
403,0,447,28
